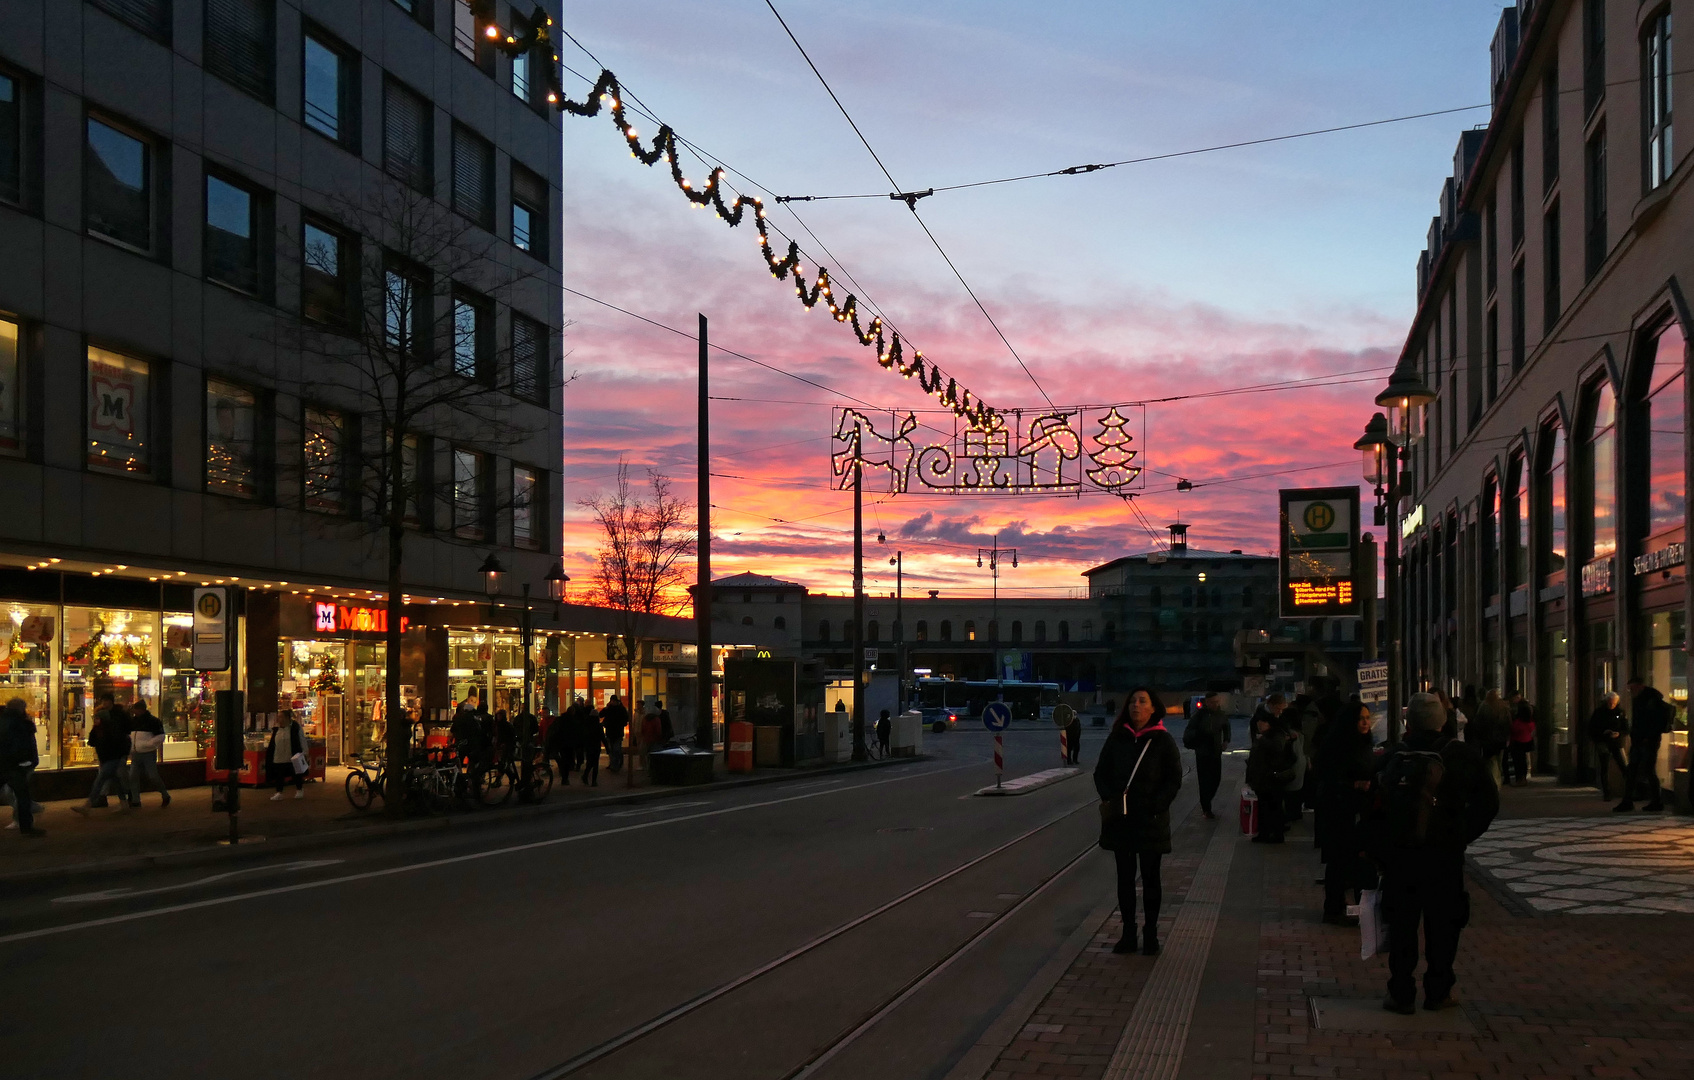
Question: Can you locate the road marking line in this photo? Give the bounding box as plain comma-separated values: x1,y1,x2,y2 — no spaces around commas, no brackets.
50,860,344,904
1101,828,1237,1080
0,762,978,947
606,801,712,818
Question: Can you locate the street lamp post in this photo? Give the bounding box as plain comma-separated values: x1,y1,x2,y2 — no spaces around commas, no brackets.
1373,368,1436,745
877,532,906,714
976,535,1019,694
481,553,568,800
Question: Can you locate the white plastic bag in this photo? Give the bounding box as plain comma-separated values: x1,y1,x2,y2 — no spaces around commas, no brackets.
1359,888,1389,960
290,752,309,776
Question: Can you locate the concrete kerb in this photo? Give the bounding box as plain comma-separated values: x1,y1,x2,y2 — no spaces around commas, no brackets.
0,754,930,887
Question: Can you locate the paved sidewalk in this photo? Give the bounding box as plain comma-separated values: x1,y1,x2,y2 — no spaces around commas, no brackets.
0,754,925,883
970,764,1694,1080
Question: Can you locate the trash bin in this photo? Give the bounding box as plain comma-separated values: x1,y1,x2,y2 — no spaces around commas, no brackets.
754,725,784,767
649,746,715,786
727,721,754,773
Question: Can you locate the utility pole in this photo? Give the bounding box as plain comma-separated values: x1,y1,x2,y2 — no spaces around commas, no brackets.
697,313,714,759
852,463,867,760
890,550,903,713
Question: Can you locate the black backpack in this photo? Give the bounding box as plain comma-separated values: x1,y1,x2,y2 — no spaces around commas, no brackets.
1378,747,1446,848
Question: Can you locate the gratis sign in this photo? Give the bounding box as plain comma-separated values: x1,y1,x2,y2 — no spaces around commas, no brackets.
1279,486,1361,618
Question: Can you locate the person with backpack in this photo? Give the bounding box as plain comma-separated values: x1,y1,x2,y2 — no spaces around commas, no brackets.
1617,677,1671,812
1246,709,1297,843
1183,691,1231,819
1368,692,1498,1015
1587,692,1629,801
1094,688,1182,956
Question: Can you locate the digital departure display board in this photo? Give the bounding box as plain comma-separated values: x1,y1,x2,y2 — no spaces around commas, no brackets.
1279,486,1361,618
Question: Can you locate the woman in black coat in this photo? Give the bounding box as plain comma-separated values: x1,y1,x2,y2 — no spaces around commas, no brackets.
1312,698,1377,924
1094,687,1183,956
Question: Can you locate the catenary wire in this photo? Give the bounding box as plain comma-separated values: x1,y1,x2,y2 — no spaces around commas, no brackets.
761,0,1057,409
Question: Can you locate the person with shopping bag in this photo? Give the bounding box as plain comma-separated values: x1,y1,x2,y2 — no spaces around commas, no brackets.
1094,687,1182,956
267,710,311,801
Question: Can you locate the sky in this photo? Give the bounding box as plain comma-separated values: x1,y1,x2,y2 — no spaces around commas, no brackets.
557,1,1507,602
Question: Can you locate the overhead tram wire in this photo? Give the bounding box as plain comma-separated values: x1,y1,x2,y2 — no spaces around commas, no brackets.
774,102,1493,202
558,284,959,446
552,43,913,358
762,0,1057,410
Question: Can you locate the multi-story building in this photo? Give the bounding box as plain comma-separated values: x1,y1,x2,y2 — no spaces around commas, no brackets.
1083,528,1296,696
707,571,1109,693
0,1,565,793
1382,0,1689,802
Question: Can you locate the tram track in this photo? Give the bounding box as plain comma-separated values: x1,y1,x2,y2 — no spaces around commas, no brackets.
526,797,1100,1080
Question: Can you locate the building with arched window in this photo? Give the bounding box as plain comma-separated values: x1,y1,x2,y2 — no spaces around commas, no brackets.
1377,0,1693,804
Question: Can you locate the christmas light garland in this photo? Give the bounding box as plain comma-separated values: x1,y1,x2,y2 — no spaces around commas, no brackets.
476,6,997,426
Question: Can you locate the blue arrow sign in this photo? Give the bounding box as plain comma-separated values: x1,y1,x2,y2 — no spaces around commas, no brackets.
982,701,1012,732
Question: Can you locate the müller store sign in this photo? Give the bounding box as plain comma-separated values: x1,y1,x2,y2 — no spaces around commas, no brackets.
279,596,412,638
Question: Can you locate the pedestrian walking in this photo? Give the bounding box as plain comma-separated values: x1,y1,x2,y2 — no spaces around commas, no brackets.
1,697,45,837
544,702,576,786
657,700,674,744
1182,691,1231,819
72,695,133,814
1094,687,1182,956
266,710,310,800
1314,698,1377,924
876,709,892,756
580,703,603,786
1246,706,1297,843
1367,692,1498,1014
125,700,171,808
1616,677,1671,812
1506,698,1537,786
601,695,629,773
1587,692,1628,800
1471,690,1512,787
1065,707,1083,765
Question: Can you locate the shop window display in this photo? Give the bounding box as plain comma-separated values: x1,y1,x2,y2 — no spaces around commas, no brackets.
60,608,155,767
0,604,57,767
158,612,214,761
1635,611,1689,786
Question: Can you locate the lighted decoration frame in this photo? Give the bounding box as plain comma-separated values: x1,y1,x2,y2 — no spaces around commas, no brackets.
831,405,1145,496
472,5,998,425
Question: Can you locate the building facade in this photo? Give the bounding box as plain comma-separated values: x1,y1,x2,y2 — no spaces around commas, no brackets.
0,1,565,792
1388,0,1689,801
1083,539,1322,695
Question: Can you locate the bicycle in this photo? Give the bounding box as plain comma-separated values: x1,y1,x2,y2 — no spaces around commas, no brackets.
478,749,554,807
344,749,386,811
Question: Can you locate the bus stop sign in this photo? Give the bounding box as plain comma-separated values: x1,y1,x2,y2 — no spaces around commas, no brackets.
982,701,1012,732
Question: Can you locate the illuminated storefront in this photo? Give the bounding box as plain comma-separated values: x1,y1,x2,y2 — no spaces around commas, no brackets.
0,570,236,795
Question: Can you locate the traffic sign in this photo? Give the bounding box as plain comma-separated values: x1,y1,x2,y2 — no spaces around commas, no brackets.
982,701,1012,732
1051,703,1076,729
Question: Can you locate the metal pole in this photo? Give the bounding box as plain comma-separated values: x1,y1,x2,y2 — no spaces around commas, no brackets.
852,464,867,761
1386,451,1403,745
697,313,714,758
894,552,903,714
520,583,533,799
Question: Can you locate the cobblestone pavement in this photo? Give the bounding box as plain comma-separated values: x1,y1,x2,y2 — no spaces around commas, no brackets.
1468,816,1694,914
976,773,1694,1080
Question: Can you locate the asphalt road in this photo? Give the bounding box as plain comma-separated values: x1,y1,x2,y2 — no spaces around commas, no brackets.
0,721,1150,1080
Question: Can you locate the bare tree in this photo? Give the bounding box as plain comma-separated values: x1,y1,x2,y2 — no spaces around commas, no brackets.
580,462,697,755
268,184,573,811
